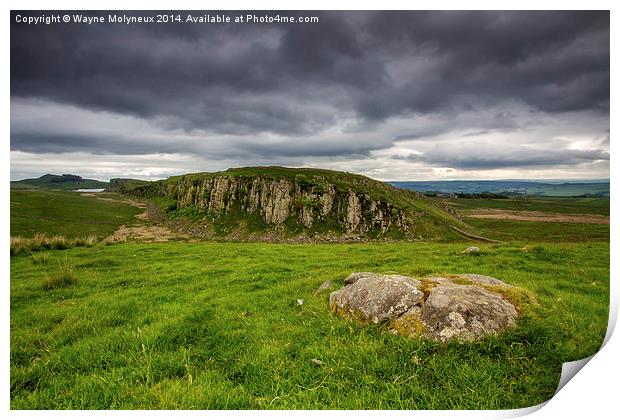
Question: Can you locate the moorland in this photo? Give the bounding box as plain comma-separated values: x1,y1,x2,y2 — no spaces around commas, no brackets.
9,168,610,409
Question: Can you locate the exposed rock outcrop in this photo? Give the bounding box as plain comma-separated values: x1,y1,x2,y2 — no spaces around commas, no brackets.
129,167,467,239
329,272,522,342
130,167,470,239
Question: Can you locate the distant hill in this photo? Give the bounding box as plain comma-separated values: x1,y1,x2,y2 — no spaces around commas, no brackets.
11,174,109,190
128,166,472,241
391,180,610,197
107,178,151,193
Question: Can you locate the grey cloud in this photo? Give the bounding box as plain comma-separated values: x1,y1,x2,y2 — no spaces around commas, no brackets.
9,100,393,159
9,10,611,181
11,10,609,145
11,131,388,159
394,110,522,142
392,148,609,170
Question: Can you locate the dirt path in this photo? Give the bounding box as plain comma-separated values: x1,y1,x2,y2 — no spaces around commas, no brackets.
466,209,609,224
105,224,190,243
79,192,145,208
101,197,191,243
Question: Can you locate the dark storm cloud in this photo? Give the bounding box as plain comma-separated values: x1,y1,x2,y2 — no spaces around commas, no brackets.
10,111,388,158
10,132,173,155
10,10,609,162
350,11,608,119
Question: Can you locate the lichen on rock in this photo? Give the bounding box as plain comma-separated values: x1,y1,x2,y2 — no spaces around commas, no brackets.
330,272,522,342
329,273,424,324
421,284,517,341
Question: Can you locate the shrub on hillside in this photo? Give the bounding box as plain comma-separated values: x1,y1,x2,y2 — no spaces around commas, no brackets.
30,252,49,265
10,234,99,256
43,258,77,290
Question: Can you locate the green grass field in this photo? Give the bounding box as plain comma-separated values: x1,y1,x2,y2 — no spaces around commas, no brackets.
10,189,142,239
9,190,610,409
520,183,609,197
447,196,610,215
10,241,609,409
463,219,609,242
444,196,610,243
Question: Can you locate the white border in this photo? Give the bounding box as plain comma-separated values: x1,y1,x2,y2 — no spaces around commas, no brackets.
3,1,616,419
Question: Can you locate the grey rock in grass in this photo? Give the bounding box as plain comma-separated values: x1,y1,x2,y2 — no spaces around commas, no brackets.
330,272,520,342
462,246,481,254
329,273,423,324
458,273,511,287
343,272,377,285
314,280,334,294
421,284,517,342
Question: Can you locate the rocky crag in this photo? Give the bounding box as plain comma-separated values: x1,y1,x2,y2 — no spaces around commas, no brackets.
129,166,469,240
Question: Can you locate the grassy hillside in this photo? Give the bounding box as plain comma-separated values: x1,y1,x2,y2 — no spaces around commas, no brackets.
443,196,609,242
10,178,610,409
11,174,109,190
10,241,608,409
107,178,151,193
10,189,142,239
133,166,472,241
464,219,609,242
447,196,610,215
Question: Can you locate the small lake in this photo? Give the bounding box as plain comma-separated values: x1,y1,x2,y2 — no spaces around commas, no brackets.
74,188,106,193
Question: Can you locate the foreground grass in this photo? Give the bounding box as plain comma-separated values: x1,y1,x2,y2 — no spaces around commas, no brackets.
10,189,142,238
10,241,609,409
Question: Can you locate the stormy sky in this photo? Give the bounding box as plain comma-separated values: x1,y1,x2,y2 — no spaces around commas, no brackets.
10,10,609,181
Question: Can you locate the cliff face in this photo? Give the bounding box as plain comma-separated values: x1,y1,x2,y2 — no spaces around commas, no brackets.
130,167,464,239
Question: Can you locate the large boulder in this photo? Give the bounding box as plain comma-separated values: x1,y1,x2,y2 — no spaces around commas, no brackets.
421,284,517,341
329,272,520,342
329,273,424,324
